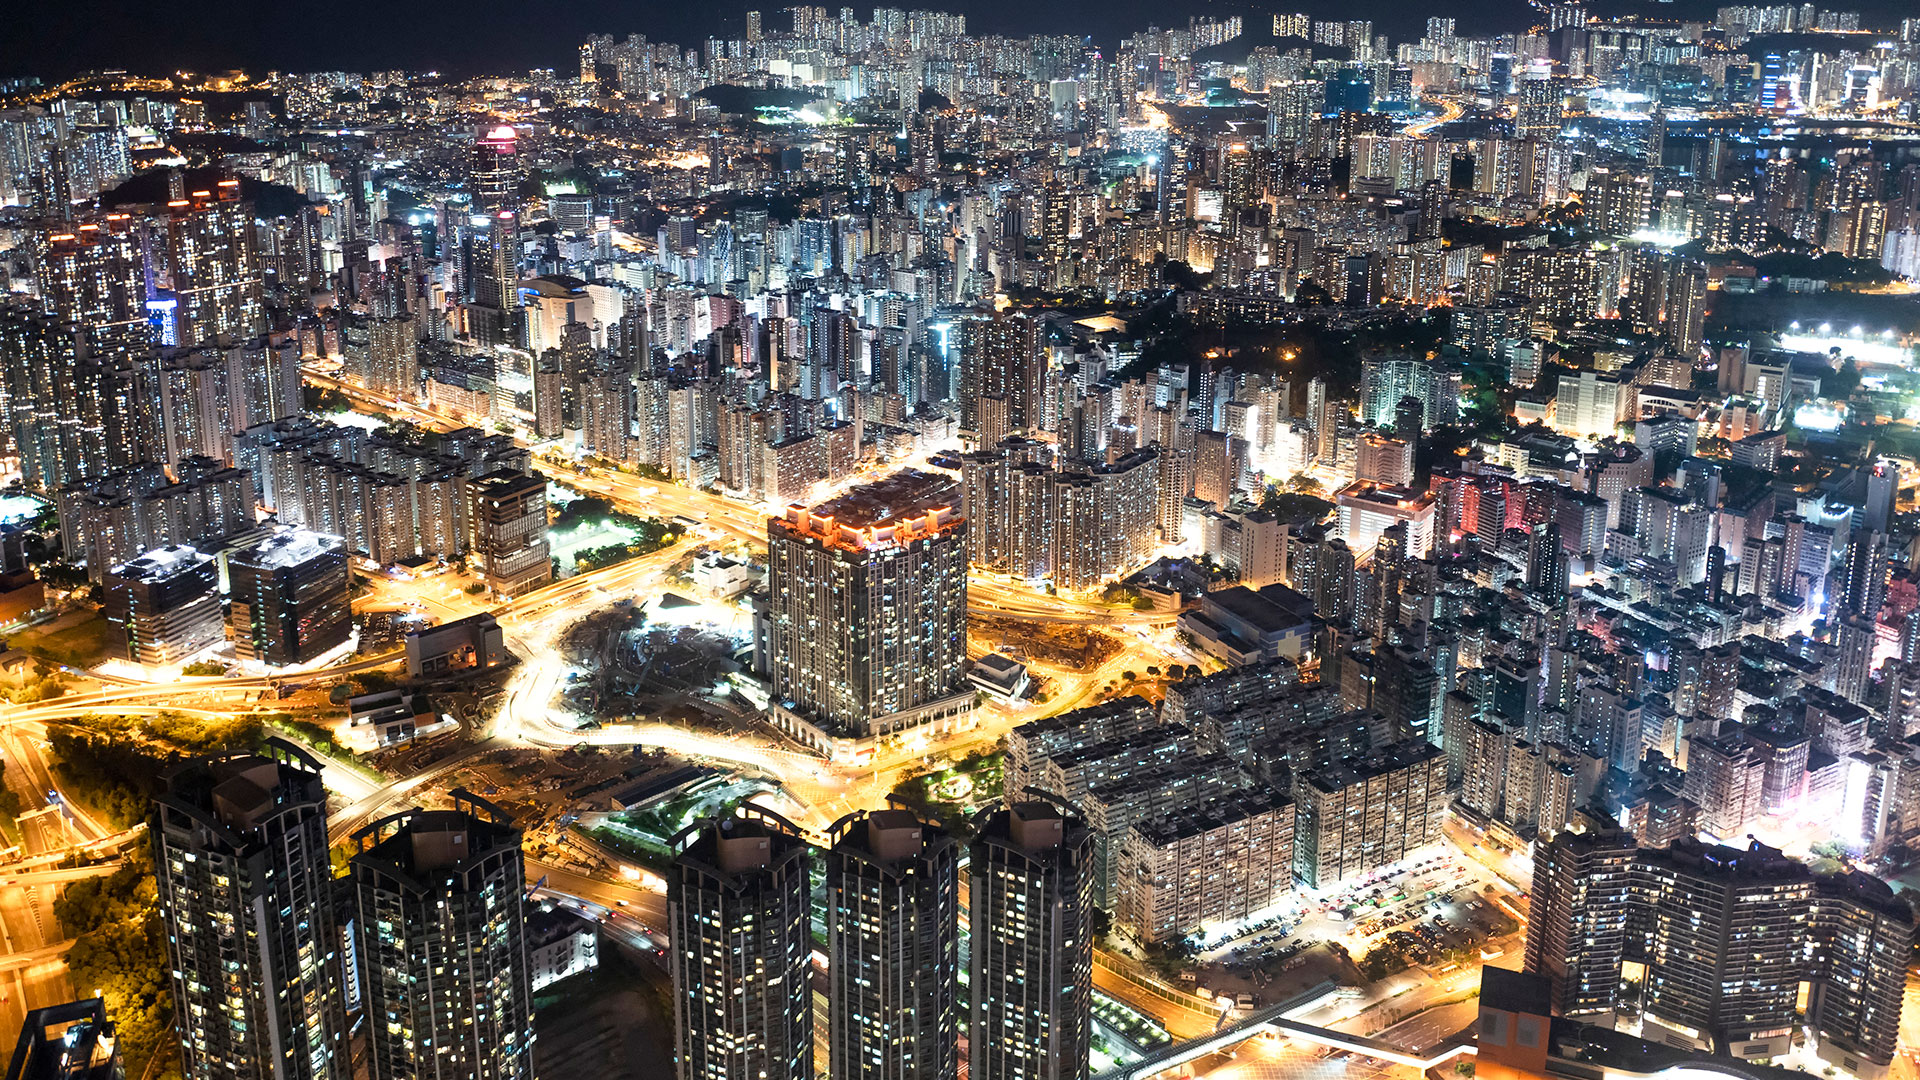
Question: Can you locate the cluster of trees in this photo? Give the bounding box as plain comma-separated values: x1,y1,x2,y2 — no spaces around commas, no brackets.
49,712,263,828
301,385,354,414
56,853,173,1080
574,521,683,573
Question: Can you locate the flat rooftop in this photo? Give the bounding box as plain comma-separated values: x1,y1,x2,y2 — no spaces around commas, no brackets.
803,469,959,529
239,529,343,570
110,543,213,582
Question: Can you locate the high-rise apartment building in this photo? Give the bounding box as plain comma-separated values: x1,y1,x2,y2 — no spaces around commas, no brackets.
36,217,147,340
969,801,1095,1080
153,181,267,347
1293,739,1447,887
0,307,138,491
153,741,350,1080
1810,872,1913,1079
1522,824,1639,1018
1635,840,1812,1057
1524,831,1909,1070
227,529,352,665
350,793,535,1080
1115,785,1296,943
669,809,814,1080
762,470,972,753
825,810,961,1080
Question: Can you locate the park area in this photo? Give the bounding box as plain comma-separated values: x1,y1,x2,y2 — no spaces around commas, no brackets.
547,487,681,576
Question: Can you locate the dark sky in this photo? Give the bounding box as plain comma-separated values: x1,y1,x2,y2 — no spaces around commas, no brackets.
3,0,1912,81
2,0,1514,81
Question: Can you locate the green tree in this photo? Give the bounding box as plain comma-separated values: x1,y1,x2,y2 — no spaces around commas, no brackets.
57,854,172,1079
1285,472,1326,496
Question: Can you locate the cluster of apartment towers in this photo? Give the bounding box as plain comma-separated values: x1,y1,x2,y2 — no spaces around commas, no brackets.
141,738,1101,1080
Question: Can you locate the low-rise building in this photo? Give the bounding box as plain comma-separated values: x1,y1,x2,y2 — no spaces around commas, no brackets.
1178,583,1316,666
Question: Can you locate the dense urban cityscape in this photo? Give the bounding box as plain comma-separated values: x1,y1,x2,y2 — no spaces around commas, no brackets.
1,2,1920,1080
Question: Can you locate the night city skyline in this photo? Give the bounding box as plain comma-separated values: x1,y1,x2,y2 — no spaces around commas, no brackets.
3,1,1920,1080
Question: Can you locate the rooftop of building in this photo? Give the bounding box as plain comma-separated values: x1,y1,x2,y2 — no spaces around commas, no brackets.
526,903,596,947
776,469,963,551
1333,482,1436,510
108,543,213,582
1131,783,1292,845
1008,695,1156,742
235,529,343,570
1301,737,1443,792
802,468,958,529
1203,583,1317,633
354,795,521,883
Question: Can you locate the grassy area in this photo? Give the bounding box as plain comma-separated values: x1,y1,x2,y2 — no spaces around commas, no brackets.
10,613,117,668
887,750,1005,839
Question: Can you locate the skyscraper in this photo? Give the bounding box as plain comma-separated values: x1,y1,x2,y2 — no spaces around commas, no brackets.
466,471,553,599
670,808,814,1080
1524,831,1904,1066
1636,840,1812,1057
470,126,522,213
1809,872,1913,1079
153,181,267,347
350,792,535,1080
227,530,352,665
0,308,138,491
1522,823,1638,1018
762,470,972,753
153,741,349,1080
825,810,961,1080
969,800,1095,1080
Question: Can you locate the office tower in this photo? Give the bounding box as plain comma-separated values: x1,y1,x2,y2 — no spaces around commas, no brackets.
465,211,519,346
1636,840,1812,1057
102,545,223,665
153,742,349,1080
227,530,352,665
670,809,814,1080
1837,531,1890,618
470,125,522,213
6,998,121,1080
154,181,267,346
0,308,138,491
351,793,534,1080
762,471,971,752
825,810,961,1080
1523,824,1638,1018
969,801,1095,1080
1809,872,1913,1079
467,471,552,598
1293,739,1447,887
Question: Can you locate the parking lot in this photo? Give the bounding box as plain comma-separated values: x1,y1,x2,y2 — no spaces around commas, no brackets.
1194,848,1523,997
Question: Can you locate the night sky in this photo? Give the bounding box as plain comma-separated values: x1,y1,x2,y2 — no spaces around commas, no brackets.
1,0,1911,81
